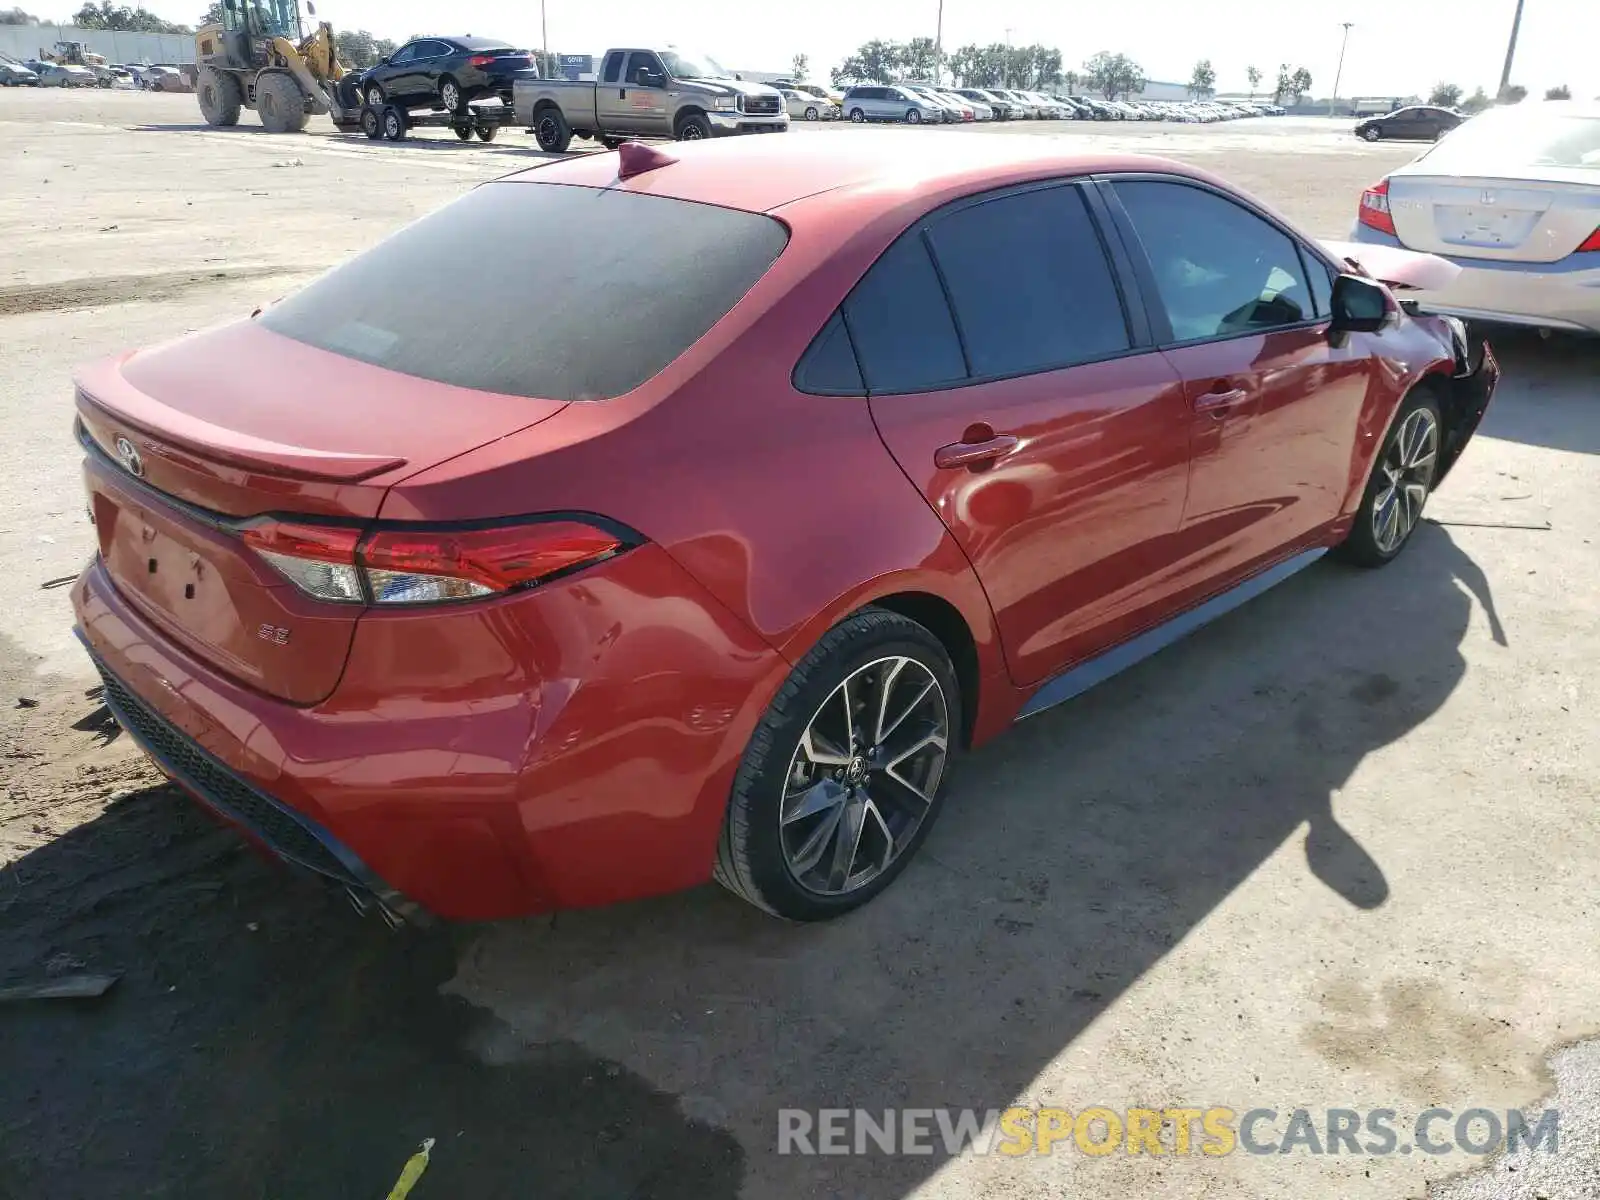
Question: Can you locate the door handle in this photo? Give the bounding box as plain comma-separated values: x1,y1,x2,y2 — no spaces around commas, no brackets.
934,434,1019,470
1194,385,1249,416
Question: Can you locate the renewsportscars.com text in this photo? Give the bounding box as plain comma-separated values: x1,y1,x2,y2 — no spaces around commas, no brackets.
777,1106,1559,1158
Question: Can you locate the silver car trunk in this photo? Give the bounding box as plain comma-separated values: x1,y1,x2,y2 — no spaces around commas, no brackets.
1389,172,1600,263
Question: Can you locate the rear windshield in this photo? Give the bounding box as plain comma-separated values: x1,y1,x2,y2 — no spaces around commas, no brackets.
260,183,788,400
1425,109,1600,172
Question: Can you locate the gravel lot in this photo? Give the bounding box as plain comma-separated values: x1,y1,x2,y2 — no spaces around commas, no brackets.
2,89,1597,1200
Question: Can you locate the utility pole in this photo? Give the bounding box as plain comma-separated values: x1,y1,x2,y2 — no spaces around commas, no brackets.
541,0,549,74
934,0,943,84
1498,0,1526,98
1330,22,1353,114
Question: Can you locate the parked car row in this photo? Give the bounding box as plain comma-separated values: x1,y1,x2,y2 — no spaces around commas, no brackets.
0,54,190,91
839,83,1284,125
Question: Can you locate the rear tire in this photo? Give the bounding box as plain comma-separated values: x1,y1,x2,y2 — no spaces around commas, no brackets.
361,105,382,139
453,123,474,140
256,73,308,133
906,108,922,123
849,107,865,122
381,104,406,141
714,608,960,921
1335,390,1443,568
532,105,571,152
196,67,242,127
476,124,497,142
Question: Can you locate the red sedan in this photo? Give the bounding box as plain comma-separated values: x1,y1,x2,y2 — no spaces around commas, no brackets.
71,135,1498,923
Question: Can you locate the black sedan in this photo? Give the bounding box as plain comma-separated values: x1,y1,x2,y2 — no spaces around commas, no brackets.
1355,105,1464,142
358,36,532,114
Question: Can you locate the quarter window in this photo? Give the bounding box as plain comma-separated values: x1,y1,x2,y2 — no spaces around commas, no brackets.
1114,180,1314,341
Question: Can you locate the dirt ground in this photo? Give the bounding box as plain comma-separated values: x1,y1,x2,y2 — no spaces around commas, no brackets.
2,89,1598,1200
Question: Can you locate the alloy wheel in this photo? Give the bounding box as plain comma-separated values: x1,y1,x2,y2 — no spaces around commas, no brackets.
442,80,460,110
366,85,383,109
779,656,949,897
1372,407,1439,554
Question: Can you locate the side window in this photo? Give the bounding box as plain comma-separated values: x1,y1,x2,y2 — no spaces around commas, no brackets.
926,185,1130,377
421,41,451,59
625,51,662,85
794,312,864,394
1114,180,1313,342
843,233,966,393
1303,250,1335,319
602,51,623,84
388,43,417,64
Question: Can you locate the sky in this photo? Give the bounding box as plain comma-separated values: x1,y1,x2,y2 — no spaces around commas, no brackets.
86,0,1600,99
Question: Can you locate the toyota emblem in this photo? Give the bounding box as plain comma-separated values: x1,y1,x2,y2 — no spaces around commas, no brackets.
114,436,144,478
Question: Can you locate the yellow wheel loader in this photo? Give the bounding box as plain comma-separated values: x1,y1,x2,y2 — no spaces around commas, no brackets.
194,0,361,133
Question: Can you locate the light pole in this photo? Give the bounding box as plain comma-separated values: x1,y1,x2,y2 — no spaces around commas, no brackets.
541,0,549,74
933,0,943,84
1498,0,1526,98
1330,21,1353,115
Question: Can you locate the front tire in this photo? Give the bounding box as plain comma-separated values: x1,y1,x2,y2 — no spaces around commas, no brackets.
440,77,463,113
676,112,712,141
1335,391,1443,567
197,66,242,127
256,73,308,133
805,105,819,121
714,608,960,921
475,124,497,142
453,123,474,141
381,104,406,141
849,107,865,122
365,83,385,110
1361,126,1382,142
906,108,922,123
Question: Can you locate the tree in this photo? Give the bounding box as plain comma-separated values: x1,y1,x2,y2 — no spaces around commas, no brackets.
334,29,397,69
1290,67,1312,103
1460,86,1492,114
1498,83,1527,103
1031,45,1062,89
1083,50,1144,100
899,36,941,82
1273,63,1291,104
1188,58,1215,99
831,38,901,86
0,5,41,22
73,3,190,32
199,1,222,22
1245,64,1261,98
1545,84,1570,100
790,53,807,82
1428,82,1462,107
1002,43,1036,88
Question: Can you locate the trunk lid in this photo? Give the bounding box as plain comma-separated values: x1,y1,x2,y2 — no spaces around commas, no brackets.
1388,173,1600,263
76,319,568,704
479,50,533,81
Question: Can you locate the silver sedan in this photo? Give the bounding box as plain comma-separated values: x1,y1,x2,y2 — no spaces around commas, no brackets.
1351,102,1600,334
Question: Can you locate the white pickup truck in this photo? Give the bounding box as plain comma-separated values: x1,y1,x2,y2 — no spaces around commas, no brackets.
515,47,788,152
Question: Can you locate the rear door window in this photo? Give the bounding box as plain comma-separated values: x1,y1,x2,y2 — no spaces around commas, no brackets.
602,51,622,83
842,233,966,393
925,185,1130,378
259,183,788,401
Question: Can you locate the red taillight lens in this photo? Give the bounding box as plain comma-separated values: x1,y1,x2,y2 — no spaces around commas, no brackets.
242,517,625,606
1358,178,1396,237
241,520,364,602
467,54,495,68
1576,226,1600,253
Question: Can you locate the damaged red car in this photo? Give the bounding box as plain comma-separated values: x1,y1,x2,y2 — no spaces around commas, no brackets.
71,135,1498,924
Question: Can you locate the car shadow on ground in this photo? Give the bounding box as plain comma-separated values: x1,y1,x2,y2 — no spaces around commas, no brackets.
127,122,570,160
1474,329,1600,455
0,526,1499,1198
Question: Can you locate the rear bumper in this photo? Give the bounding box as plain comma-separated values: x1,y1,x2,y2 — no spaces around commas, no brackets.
1350,226,1600,334
72,544,786,921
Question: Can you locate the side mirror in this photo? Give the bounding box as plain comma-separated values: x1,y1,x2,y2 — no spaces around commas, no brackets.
633,67,660,87
1329,273,1392,334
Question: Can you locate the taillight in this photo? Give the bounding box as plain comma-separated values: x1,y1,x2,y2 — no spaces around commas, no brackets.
467,54,495,68
241,521,364,602
1358,178,1396,236
241,517,626,606
1576,226,1600,253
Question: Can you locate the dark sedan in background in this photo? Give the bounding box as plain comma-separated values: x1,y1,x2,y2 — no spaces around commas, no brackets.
357,36,532,114
1356,105,1464,142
